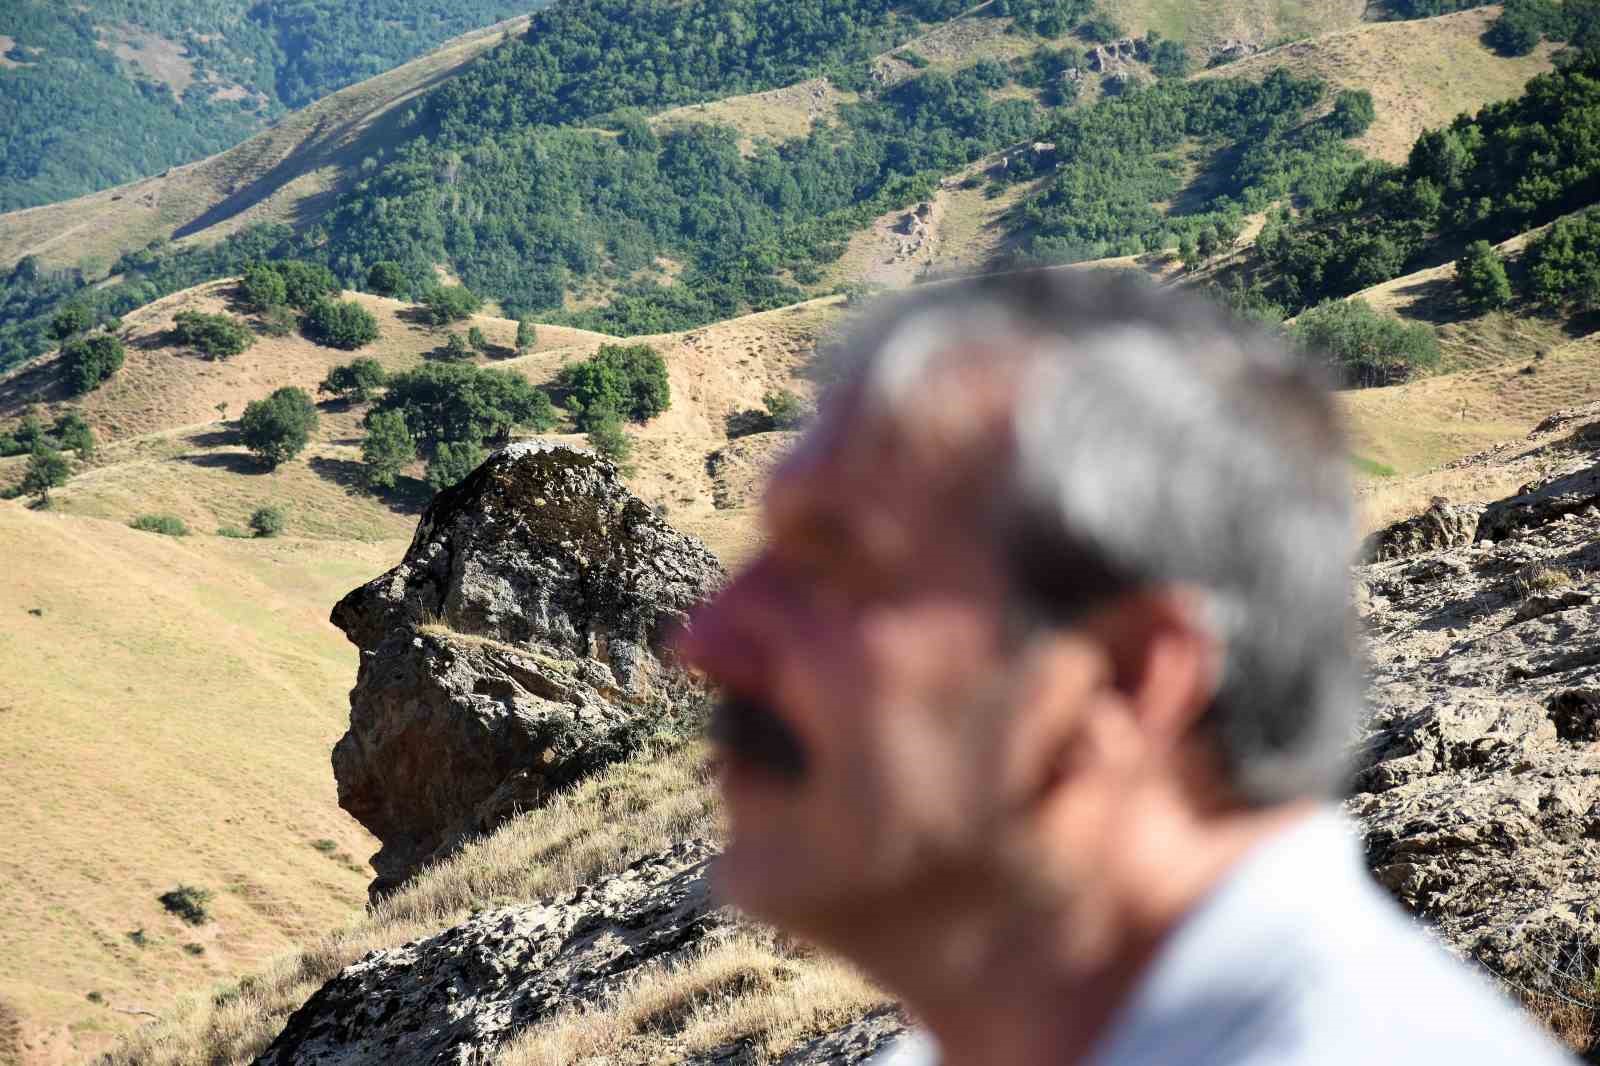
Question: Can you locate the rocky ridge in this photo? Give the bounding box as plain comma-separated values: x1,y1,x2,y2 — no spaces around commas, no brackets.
330,442,724,899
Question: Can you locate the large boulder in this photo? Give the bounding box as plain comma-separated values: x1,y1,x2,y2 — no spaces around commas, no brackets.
330,443,724,898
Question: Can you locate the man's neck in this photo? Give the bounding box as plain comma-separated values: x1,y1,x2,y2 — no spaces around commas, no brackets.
876,800,1319,1066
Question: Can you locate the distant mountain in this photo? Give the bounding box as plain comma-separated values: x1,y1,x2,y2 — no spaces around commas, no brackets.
0,0,543,211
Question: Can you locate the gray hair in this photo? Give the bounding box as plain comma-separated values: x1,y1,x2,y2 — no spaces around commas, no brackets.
826,269,1360,804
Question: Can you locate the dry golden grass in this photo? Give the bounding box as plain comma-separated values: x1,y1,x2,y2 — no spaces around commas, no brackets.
1194,7,1557,163
0,15,532,272
651,79,860,154
101,741,718,1066
0,504,395,1061
497,932,886,1066
1099,0,1367,51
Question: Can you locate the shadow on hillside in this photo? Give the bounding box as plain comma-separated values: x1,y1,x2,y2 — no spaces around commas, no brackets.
308,456,431,514
1377,275,1463,325
1561,308,1600,339
187,428,239,447
725,409,772,439
170,62,471,242
182,451,263,474
0,359,71,414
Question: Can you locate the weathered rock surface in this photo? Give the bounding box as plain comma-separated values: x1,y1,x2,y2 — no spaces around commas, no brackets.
331,443,724,897
1352,435,1600,1009
254,840,904,1066
1363,497,1483,562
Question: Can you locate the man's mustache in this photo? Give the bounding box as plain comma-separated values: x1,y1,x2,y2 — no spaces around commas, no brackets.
710,692,808,780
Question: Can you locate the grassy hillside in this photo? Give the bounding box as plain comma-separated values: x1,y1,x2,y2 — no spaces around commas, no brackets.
0,15,533,277
0,1,541,212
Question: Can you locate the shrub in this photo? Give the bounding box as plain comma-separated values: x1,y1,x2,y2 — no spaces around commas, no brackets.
1455,240,1513,311
515,317,537,352
172,311,255,360
59,333,125,395
585,408,634,472
1525,210,1600,309
49,303,94,341
763,388,810,429
21,445,70,503
0,435,20,457
319,357,388,402
239,387,319,468
371,363,554,449
367,260,406,296
419,284,482,325
216,525,252,538
426,440,487,490
467,325,488,353
441,333,472,360
303,298,380,350
158,885,212,925
240,263,288,310
258,306,298,337
1291,299,1441,388
270,260,341,310
561,343,670,429
130,513,190,536
1079,14,1123,42
1330,89,1376,138
249,505,286,537
361,409,416,490
53,411,95,458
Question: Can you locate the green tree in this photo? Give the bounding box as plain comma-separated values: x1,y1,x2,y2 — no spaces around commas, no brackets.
426,440,487,490
49,304,93,341
239,387,319,468
172,311,255,360
320,358,389,402
1525,211,1600,308
562,343,671,429
467,325,488,353
53,411,95,458
585,408,634,473
303,299,380,350
59,333,125,395
1291,299,1441,388
249,505,286,537
515,317,537,353
21,444,70,504
419,284,482,325
1455,240,1513,311
367,261,406,296
272,260,342,310
361,409,416,490
442,333,472,360
240,264,288,311
370,363,554,449
763,388,810,429
1330,90,1376,138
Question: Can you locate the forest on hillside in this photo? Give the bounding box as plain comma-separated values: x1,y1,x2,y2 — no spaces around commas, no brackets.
0,0,535,211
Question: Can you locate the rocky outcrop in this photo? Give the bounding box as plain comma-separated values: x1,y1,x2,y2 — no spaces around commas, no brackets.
255,839,905,1066
1362,498,1483,562
330,443,724,898
1353,450,1600,1007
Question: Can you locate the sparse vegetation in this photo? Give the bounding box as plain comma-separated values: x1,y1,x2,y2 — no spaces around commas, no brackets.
561,344,671,430
302,299,379,350
130,513,190,536
172,311,255,361
60,332,125,395
249,506,286,538
319,358,389,403
360,409,417,490
239,387,319,469
158,886,213,926
419,285,483,326
586,411,635,472
426,441,488,491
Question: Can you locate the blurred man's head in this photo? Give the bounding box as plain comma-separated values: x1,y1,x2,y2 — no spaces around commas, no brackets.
680,269,1358,979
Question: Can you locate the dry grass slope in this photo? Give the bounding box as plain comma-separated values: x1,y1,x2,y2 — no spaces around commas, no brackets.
0,15,533,273
1194,7,1557,163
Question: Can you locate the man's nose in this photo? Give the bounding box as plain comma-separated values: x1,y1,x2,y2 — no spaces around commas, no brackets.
672,562,776,689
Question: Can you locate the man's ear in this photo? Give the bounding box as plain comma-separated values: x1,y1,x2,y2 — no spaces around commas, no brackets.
1079,589,1221,751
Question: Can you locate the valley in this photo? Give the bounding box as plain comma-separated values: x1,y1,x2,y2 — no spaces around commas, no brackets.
4,0,1600,1062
